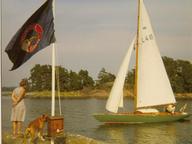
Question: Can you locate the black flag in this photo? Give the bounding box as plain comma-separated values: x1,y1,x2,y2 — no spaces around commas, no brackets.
5,0,56,70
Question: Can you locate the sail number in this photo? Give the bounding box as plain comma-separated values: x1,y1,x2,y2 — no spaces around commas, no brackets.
142,34,153,43
141,26,154,43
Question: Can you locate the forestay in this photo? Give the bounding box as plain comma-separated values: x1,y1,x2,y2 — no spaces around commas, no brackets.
137,0,176,108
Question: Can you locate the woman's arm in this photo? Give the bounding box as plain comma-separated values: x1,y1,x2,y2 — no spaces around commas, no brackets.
12,90,18,107
16,87,26,104
12,87,26,107
11,91,17,103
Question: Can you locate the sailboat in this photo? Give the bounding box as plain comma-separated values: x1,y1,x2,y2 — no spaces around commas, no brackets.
93,0,190,123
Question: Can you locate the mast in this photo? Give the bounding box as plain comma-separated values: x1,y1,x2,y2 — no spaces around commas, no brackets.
134,0,141,111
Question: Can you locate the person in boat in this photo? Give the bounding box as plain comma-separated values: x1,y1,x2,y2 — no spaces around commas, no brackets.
165,104,175,114
10,79,27,138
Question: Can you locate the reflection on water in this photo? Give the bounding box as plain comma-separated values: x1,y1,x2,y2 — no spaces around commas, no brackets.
96,125,127,144
97,125,129,144
134,124,176,144
96,123,177,144
1,97,192,144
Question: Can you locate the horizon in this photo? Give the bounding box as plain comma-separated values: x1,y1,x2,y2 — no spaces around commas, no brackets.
2,0,192,87
2,56,191,88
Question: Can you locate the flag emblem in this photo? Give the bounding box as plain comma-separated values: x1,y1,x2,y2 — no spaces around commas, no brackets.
20,24,43,53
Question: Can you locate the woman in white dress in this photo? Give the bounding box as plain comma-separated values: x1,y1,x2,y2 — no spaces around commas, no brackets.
11,79,27,138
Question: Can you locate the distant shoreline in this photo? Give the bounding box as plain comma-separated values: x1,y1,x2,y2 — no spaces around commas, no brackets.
2,90,192,99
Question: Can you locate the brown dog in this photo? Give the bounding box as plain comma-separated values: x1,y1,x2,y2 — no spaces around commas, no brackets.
23,114,48,144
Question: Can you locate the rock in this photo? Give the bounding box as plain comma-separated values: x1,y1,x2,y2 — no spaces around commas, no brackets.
2,132,107,144
64,133,106,144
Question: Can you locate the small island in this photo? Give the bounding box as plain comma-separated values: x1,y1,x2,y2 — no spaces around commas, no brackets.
2,57,192,99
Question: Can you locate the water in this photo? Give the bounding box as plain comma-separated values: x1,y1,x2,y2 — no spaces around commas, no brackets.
2,96,192,144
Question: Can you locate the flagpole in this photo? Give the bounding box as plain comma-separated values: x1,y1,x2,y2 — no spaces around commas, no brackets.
51,0,56,143
51,46,55,117
0,0,3,142
51,0,56,119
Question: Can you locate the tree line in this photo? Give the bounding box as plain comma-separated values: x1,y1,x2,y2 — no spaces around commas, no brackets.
162,57,192,93
3,56,192,93
125,57,192,93
27,65,117,91
29,64,95,91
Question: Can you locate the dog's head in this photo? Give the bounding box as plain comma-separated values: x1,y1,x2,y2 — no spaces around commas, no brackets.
40,114,49,122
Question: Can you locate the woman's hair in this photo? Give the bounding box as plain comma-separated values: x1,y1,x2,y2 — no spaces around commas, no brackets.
19,79,27,87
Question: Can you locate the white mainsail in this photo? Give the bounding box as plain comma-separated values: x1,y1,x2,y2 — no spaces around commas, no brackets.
136,0,176,108
106,38,135,113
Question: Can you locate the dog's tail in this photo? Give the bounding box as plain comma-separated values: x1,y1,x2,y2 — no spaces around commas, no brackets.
22,128,31,144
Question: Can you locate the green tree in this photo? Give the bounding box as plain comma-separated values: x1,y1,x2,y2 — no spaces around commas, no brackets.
55,66,70,91
78,69,94,87
29,64,51,91
97,68,115,86
176,60,192,92
162,57,192,93
125,69,135,90
41,65,52,90
69,70,83,90
163,57,178,92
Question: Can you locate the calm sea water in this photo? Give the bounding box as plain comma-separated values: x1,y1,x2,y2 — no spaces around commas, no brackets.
2,96,192,144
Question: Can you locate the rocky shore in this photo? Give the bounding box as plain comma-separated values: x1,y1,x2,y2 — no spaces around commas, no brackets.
2,132,107,144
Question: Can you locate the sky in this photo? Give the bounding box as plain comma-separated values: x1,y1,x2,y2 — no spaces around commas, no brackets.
1,0,192,87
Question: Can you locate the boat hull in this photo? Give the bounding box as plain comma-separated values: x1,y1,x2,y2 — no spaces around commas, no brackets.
93,112,190,124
